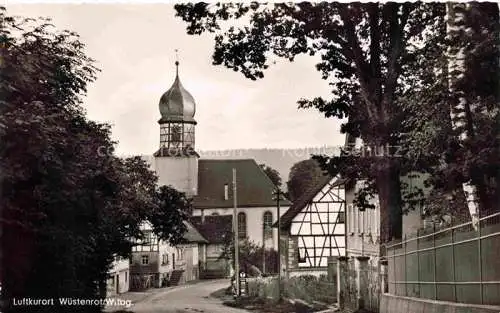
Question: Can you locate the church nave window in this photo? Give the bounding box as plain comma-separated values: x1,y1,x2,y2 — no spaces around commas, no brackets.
263,211,273,239
238,212,247,239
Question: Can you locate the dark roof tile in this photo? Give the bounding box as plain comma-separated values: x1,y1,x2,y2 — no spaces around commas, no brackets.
193,159,291,208
190,215,233,244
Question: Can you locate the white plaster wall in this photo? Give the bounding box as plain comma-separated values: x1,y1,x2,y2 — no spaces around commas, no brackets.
110,258,129,273
192,206,290,249
206,244,224,258
192,244,199,266
345,172,429,252
154,156,198,196
158,242,176,274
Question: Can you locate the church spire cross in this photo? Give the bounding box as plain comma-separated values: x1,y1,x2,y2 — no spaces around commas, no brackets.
175,49,179,76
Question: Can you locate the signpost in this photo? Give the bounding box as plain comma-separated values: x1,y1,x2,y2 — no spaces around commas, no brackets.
239,271,247,296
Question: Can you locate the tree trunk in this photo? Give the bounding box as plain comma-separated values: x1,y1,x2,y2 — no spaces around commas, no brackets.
446,2,479,220
376,161,403,243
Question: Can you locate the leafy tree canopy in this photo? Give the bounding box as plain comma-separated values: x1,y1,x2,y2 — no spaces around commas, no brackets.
286,159,325,201
0,8,189,312
259,163,282,187
174,2,499,240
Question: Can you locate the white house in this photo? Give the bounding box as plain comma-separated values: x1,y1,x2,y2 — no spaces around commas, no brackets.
106,255,130,296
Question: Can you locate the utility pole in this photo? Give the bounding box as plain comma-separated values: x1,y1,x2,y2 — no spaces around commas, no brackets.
232,168,240,296
273,187,282,301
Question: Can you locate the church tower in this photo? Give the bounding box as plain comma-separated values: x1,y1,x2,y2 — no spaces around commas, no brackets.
153,60,198,196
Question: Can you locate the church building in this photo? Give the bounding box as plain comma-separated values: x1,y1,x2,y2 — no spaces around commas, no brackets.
130,60,291,283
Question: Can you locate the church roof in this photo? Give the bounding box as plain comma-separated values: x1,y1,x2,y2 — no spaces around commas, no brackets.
276,175,346,230
158,62,196,123
190,215,233,244
193,159,292,208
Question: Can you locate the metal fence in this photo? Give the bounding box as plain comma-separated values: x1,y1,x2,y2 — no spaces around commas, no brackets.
386,212,500,305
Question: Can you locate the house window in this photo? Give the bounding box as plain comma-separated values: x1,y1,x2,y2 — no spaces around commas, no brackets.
263,211,273,239
238,212,247,239
337,211,345,224
297,247,306,263
125,271,128,283
141,255,149,265
162,254,169,265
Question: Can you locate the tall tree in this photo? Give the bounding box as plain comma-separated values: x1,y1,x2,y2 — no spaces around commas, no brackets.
259,163,282,187
0,9,189,313
400,3,500,221
286,159,325,201
445,3,500,217
174,2,444,241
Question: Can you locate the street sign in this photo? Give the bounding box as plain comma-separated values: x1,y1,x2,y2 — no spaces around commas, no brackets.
239,272,247,296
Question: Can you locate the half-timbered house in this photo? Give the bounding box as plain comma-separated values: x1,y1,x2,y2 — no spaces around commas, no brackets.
276,175,347,277
129,221,207,290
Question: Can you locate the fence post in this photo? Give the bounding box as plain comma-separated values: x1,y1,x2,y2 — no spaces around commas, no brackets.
393,244,396,295
451,226,456,302
380,259,388,294
478,215,483,304
416,229,420,297
337,256,348,310
433,223,437,300
356,256,370,310
404,234,407,297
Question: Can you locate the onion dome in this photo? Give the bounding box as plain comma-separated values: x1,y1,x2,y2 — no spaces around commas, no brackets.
159,61,196,123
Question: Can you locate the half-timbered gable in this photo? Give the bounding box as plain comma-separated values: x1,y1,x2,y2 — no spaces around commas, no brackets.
278,176,347,274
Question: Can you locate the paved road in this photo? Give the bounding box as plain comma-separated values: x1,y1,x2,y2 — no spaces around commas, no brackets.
117,279,249,313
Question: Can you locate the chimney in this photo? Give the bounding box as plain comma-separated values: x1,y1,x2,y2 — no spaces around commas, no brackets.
224,184,229,201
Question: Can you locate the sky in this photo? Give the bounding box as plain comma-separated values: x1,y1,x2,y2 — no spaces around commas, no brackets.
6,3,346,155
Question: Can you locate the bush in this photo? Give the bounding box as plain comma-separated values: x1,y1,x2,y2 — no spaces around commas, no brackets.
247,274,336,305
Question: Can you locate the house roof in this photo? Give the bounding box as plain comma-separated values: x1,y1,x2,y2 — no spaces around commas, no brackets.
181,220,208,244
275,175,347,230
190,215,233,244
193,159,291,208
